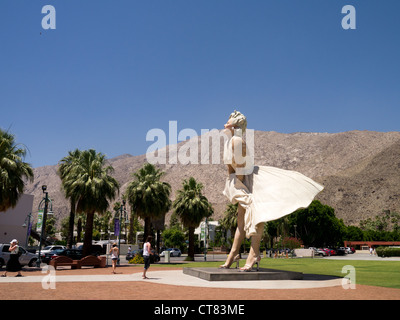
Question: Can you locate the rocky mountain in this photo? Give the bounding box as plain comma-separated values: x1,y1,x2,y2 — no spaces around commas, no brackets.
24,130,400,228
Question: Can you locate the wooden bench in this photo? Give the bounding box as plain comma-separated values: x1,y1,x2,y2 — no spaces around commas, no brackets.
79,255,106,268
49,256,81,269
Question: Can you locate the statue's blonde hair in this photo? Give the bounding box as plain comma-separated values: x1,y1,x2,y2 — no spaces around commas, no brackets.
229,110,247,132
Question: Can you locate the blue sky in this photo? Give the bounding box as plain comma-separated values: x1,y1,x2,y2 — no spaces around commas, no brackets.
1,0,399,168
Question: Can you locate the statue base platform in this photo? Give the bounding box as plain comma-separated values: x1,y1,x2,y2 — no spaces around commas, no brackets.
183,267,303,281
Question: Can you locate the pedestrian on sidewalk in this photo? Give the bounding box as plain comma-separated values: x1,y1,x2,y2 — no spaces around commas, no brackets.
142,236,154,279
2,239,22,277
109,243,119,274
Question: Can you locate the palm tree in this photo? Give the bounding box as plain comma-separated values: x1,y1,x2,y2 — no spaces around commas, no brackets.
0,129,34,212
126,163,171,247
60,149,119,256
220,203,238,239
173,177,213,260
58,149,82,248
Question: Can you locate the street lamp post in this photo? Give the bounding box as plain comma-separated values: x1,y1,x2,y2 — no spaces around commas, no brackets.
116,200,127,265
36,185,52,268
203,218,208,261
22,212,32,249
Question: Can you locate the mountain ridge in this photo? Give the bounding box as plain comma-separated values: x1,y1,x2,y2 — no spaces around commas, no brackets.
24,130,400,228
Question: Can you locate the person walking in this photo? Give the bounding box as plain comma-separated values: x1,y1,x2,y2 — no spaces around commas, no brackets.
109,243,119,274
2,239,22,277
142,236,153,279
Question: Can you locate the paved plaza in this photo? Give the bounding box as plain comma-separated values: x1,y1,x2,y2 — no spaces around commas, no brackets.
1,252,400,300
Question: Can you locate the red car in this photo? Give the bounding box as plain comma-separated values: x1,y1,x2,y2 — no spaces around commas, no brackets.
323,248,336,256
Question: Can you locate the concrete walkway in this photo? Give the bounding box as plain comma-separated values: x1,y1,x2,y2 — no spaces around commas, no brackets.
0,268,347,289
2,251,395,291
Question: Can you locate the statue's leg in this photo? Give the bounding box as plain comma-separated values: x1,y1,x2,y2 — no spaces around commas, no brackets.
220,205,246,268
243,222,264,269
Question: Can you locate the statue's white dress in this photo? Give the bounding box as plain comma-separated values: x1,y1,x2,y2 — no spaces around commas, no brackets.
223,135,324,238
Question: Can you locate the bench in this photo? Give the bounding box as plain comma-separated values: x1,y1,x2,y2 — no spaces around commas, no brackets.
49,256,81,269
79,255,106,268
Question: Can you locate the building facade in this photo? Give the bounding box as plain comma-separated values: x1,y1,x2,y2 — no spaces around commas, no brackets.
0,194,34,246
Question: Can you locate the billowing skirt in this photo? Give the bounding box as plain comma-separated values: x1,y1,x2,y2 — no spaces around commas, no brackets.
223,166,324,238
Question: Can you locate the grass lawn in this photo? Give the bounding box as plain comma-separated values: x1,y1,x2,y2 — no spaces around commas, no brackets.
155,258,400,289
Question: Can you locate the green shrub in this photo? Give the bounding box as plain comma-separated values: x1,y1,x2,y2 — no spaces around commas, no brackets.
376,247,400,257
129,255,144,264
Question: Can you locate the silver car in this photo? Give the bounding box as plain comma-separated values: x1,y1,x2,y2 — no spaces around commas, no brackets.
0,244,38,268
312,248,327,257
160,248,182,257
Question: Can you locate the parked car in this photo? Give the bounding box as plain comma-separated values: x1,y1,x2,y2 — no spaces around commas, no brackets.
41,249,62,264
77,244,104,256
323,248,336,256
50,248,84,261
0,244,38,268
36,245,66,255
160,248,182,257
345,247,355,254
336,247,347,256
148,250,160,263
312,248,327,256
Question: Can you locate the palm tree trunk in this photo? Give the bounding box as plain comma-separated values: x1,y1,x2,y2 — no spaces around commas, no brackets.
156,229,161,253
144,216,151,245
83,211,95,256
188,226,195,261
128,212,134,244
77,218,82,243
67,199,76,249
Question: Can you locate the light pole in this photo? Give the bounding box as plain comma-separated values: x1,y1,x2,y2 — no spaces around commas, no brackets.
22,212,32,249
36,185,53,267
115,200,127,265
203,218,208,261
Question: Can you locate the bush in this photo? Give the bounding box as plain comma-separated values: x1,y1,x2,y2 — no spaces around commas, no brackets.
129,255,144,264
375,247,400,257
162,228,185,250
282,237,303,249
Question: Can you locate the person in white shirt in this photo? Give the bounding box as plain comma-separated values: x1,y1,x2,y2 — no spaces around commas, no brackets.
142,236,153,279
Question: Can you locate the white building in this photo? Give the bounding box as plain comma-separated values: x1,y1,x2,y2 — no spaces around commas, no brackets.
195,220,220,242
0,194,34,246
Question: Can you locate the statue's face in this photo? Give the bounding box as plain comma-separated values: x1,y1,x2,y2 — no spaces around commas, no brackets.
224,118,234,131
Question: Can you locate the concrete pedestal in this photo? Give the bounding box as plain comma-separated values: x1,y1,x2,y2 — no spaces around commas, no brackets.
183,267,303,281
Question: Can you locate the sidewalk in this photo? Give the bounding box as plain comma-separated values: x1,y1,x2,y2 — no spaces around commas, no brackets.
0,265,344,289
1,264,400,300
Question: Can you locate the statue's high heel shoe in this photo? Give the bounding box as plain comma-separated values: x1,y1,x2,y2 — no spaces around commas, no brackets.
239,256,261,272
219,254,240,269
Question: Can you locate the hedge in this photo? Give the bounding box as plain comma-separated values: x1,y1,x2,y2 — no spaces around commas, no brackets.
129,255,144,264
375,247,400,257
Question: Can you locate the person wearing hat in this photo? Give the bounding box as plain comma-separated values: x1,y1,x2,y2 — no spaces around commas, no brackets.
2,239,23,277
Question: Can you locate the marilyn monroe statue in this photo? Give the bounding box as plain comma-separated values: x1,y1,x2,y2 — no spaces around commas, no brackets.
220,111,324,271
